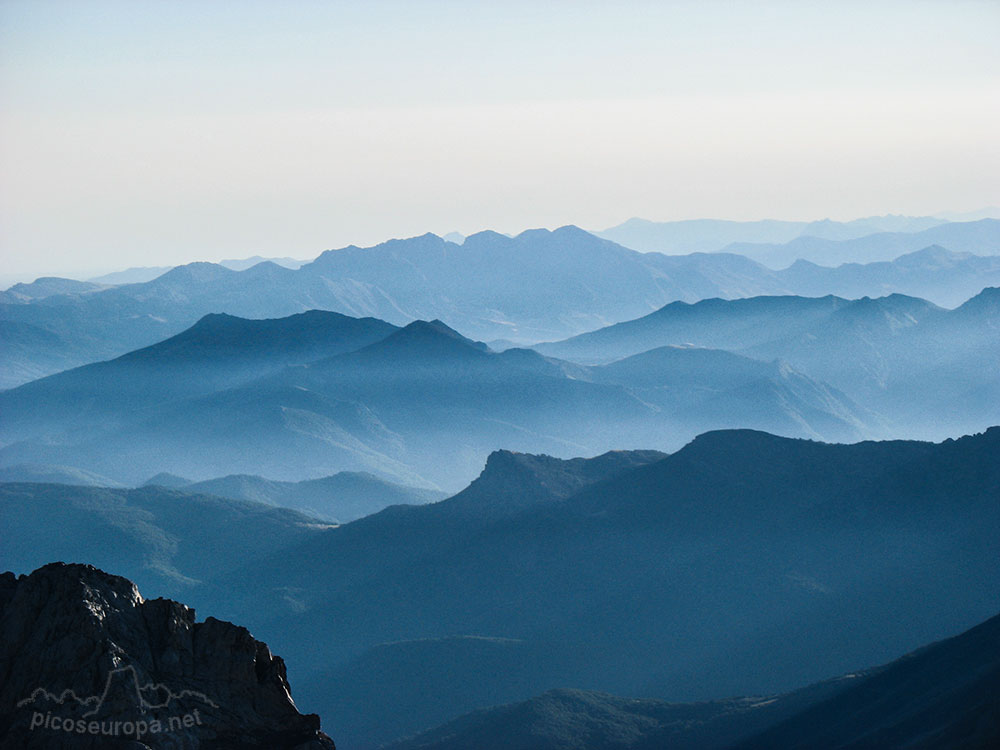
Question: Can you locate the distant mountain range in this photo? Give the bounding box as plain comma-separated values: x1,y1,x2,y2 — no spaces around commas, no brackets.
597,215,1000,267
723,219,1000,268
0,483,330,597
773,244,1000,305
537,287,1000,440
86,265,175,285
162,471,446,523
3,224,998,389
388,609,1000,750
3,211,995,750
0,309,397,443
596,213,948,253
83,255,308,285
4,283,994,486
934,206,1000,221
0,312,873,489
0,463,123,487
0,277,107,302
0,463,439,524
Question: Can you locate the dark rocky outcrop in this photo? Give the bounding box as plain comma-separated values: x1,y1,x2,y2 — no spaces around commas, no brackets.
0,563,335,749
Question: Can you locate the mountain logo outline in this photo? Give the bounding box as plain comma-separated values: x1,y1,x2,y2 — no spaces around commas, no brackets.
17,664,219,716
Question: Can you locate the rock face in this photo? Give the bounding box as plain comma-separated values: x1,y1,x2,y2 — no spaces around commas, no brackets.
0,563,335,749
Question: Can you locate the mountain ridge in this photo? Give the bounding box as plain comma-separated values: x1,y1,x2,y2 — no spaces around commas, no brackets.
0,309,872,487
4,224,998,388
195,427,1000,747
387,609,1000,750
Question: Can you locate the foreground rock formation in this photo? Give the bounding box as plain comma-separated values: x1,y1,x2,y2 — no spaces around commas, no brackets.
0,562,335,749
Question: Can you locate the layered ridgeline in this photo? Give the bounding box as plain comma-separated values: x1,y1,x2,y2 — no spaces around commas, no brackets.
179,429,1000,747
722,219,1000,269
387,610,1000,750
537,287,1000,440
0,312,871,489
0,463,123,487
768,244,1000,306
597,215,999,266
0,483,334,598
0,563,335,749
3,222,999,389
595,213,951,253
149,472,447,523
0,227,770,387
2,429,997,747
0,277,107,302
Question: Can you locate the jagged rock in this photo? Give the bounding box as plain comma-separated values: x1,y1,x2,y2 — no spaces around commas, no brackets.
0,563,335,749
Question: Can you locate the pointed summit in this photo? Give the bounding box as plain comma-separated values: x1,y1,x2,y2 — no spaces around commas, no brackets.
353,319,489,362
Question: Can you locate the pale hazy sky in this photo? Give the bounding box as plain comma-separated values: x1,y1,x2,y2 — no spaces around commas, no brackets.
1,0,998,281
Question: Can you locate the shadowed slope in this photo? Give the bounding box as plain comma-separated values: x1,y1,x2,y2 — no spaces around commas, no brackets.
387,611,1000,750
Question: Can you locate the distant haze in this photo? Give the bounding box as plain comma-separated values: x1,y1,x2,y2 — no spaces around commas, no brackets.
1,0,998,281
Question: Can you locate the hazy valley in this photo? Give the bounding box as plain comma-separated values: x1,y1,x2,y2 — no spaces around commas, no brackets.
2,213,998,750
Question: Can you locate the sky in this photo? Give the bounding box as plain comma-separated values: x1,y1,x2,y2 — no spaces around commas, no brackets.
1,0,998,281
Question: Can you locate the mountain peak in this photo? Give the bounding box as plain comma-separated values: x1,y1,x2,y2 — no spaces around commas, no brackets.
442,448,666,521
116,310,398,371
141,472,193,488
839,292,941,319
148,262,235,286
552,224,589,236
188,311,242,330
384,232,446,249
187,309,362,334
788,258,821,268
307,234,451,269
409,318,455,332
970,285,1000,300
400,318,483,343
683,427,794,452
462,229,509,245
893,244,970,267
954,285,1000,314
5,277,104,300
241,259,296,277
510,225,596,243
355,319,489,360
